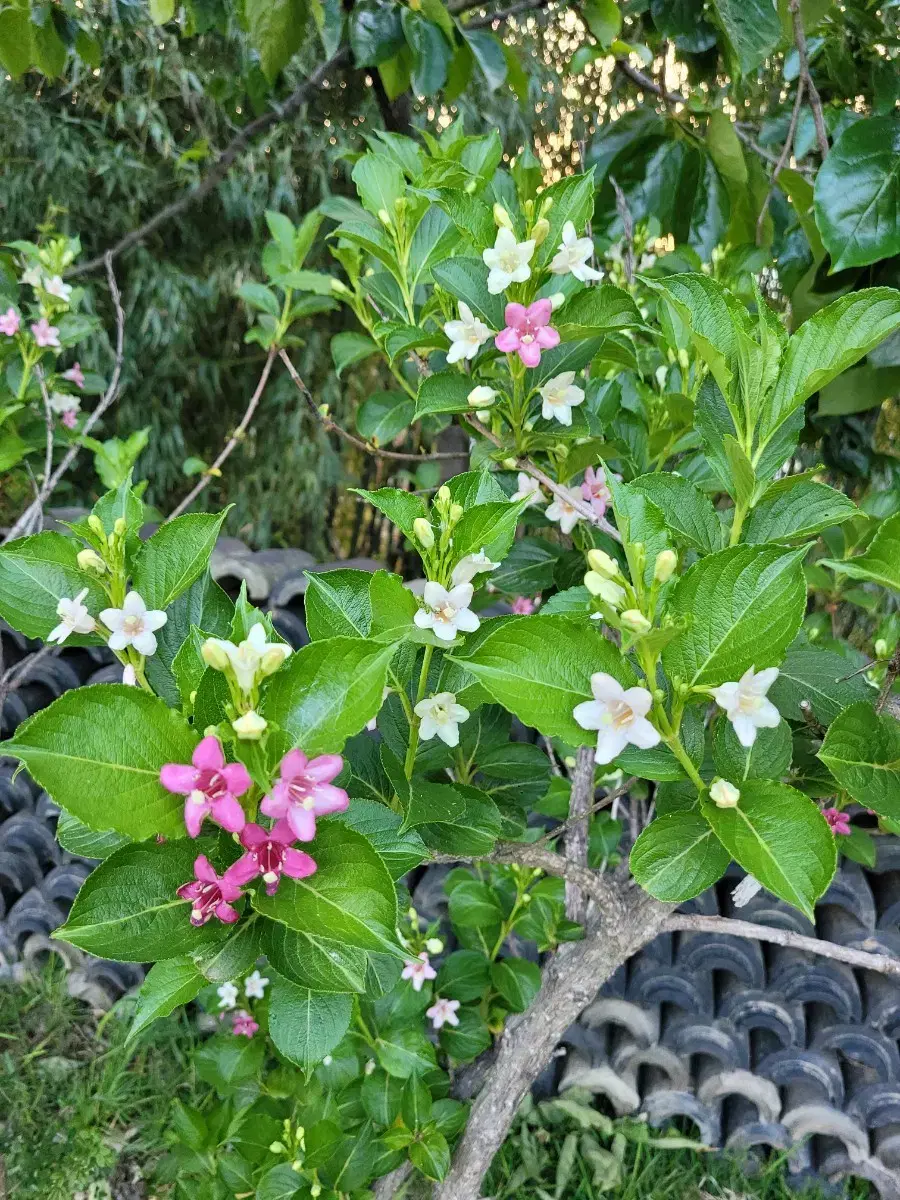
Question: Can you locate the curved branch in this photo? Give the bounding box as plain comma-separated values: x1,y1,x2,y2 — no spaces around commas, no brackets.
756,76,805,245
788,0,829,159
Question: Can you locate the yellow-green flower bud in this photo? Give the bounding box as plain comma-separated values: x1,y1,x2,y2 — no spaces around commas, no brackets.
232,710,267,740
875,638,889,659
260,644,291,677
677,347,690,371
492,203,513,230
449,503,464,525
413,517,435,549
436,485,451,506
654,550,678,583
709,778,740,809
587,548,619,578
531,217,550,246
201,639,231,672
425,937,444,954
584,571,625,609
377,208,392,227
113,517,127,536
268,1142,287,1154
621,609,652,634
77,548,106,573
87,514,105,537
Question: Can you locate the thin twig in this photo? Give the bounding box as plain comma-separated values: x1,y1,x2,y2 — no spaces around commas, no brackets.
279,349,460,461
876,646,900,713
756,77,805,246
167,347,278,520
789,0,829,159
429,842,614,908
4,255,125,544
34,366,56,535
464,415,622,542
530,776,636,847
609,176,634,285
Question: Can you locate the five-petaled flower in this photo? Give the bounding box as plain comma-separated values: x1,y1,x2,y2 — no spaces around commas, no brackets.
444,301,493,364
48,390,79,415
44,275,72,303
401,952,437,992
231,1010,259,1037
511,595,538,615
573,672,661,765
160,735,251,838
510,472,544,507
260,749,349,842
245,969,269,999
495,300,559,368
204,622,290,693
451,548,499,587
581,465,611,517
48,588,95,644
545,485,584,535
63,362,86,389
414,581,480,642
217,981,238,1010
549,220,603,282
232,820,318,893
414,692,470,748
101,591,167,657
0,308,19,336
176,855,248,926
31,317,60,349
824,807,851,836
426,997,461,1029
539,371,585,426
483,226,535,294
711,666,780,748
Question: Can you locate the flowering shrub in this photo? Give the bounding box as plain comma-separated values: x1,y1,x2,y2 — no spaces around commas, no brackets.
2,128,900,1195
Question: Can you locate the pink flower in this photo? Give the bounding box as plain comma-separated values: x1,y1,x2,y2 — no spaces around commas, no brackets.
176,855,248,926
63,361,85,389
824,807,851,836
231,820,317,895
426,997,461,1029
231,1009,259,1037
401,952,437,992
160,735,251,838
61,409,78,430
511,595,539,615
259,749,349,842
31,317,60,349
0,307,19,336
494,299,560,368
581,466,611,517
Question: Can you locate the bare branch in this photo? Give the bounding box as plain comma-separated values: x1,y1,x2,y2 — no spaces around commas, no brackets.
167,347,278,520
530,776,636,847
429,841,615,908
463,0,553,26
33,367,56,536
756,77,805,246
609,176,634,285
4,254,126,545
564,745,595,922
789,0,829,159
464,415,622,542
876,645,900,713
279,349,460,461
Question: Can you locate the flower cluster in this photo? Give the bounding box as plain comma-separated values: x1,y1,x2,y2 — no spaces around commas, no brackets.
201,622,291,741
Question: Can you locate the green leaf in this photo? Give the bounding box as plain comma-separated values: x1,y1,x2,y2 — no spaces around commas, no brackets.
438,1006,491,1060
304,569,373,639
582,0,621,44
712,0,782,72
191,916,262,982
451,498,528,565
262,917,369,993
350,0,404,64
336,800,426,879
713,717,793,781
415,372,474,418
238,281,280,316
252,822,400,956
268,972,353,1071
260,637,397,755
820,511,900,591
357,390,414,444
744,479,858,543
246,0,306,81
818,364,900,416
702,781,836,919
841,826,877,869
662,545,807,687
2,685,198,839
127,957,204,1044
768,645,873,726
535,171,597,270
331,331,379,376
461,29,506,90
0,532,107,642
352,153,406,218
375,1028,437,1077
491,957,541,1012
195,1033,264,1095
0,8,33,77
492,537,564,594
554,286,645,340
352,486,427,539
608,477,670,587
144,573,234,709
402,9,451,95
409,1129,451,1181
418,784,503,856
814,116,900,272
150,0,176,20
56,837,228,960
362,1069,404,1125
818,701,900,821
436,949,491,1002
32,11,66,76
629,473,722,555
56,811,129,861
431,256,504,329
131,510,228,611
630,812,730,902
255,1163,304,1200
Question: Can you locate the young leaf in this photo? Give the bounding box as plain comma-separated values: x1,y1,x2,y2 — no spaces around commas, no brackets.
820,511,900,591
818,701,900,821
629,473,722,555
352,486,428,539
491,957,541,1012
267,972,352,1071
131,510,229,611
352,153,406,218
357,390,414,444
431,256,504,329
415,372,475,418
630,812,729,901
127,957,205,1044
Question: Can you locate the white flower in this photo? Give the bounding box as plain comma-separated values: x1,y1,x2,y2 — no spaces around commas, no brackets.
205,622,290,693
244,970,269,999
482,226,536,295
539,371,585,426
573,672,661,766
709,778,740,809
44,275,72,303
20,266,42,289
217,982,238,1010
467,385,497,409
48,588,95,644
510,472,544,507
414,692,470,747
414,581,480,642
451,548,500,587
100,591,167,657
711,666,780,749
122,664,137,686
48,391,80,415
400,952,436,992
232,710,267,740
545,486,584,535
549,221,602,282
731,874,762,908
584,572,625,609
444,301,492,364
426,997,461,1029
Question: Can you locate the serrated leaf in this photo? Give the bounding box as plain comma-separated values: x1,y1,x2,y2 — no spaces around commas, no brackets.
768,646,873,726
713,717,792,781
131,510,228,611
0,532,107,642
821,511,900,591
744,479,858,543
268,972,352,1071
630,812,729,901
818,701,900,821
127,957,204,1044
629,473,722,555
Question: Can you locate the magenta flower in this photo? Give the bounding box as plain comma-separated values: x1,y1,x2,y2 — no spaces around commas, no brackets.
176,855,248,926
582,466,612,517
0,307,19,336
31,317,60,349
231,1010,259,1038
824,807,851,836
511,595,538,615
494,299,560,368
63,361,85,389
61,409,78,430
401,952,437,992
231,820,317,895
259,749,349,841
160,735,251,838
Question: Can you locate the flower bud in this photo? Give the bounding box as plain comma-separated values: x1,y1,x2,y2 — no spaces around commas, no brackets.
77,548,106,573
621,609,652,634
413,517,435,549
232,710,267,740
377,208,392,227
87,514,105,537
654,365,668,388
464,179,477,194
331,278,351,296
364,1058,376,1075
310,1184,322,1199
549,292,566,310
677,347,690,371
425,937,444,954
437,485,451,506
467,385,497,409
710,778,740,809
449,503,464,525
584,571,625,609
587,548,619,578
201,639,231,672
269,1142,287,1154
502,457,517,470
531,217,550,246
113,517,127,536
539,194,554,217
260,644,291,677
122,664,137,687
875,638,889,659
654,550,677,583
492,203,513,230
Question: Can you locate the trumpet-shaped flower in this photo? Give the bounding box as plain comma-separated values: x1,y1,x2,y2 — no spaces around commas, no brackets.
160,735,251,838
0,308,19,336
549,221,603,282
510,472,544,507
204,622,291,693
414,581,480,641
482,226,535,294
451,548,499,586
824,807,851,836
711,666,780,748
44,275,72,303
260,749,349,842
100,591,167,657
245,970,269,999
63,362,86,389
31,317,60,349
217,982,238,1009
581,466,611,517
414,692,470,747
401,952,437,992
444,301,493,363
231,1010,259,1037
467,385,497,408
231,820,318,893
426,997,461,1029
573,672,661,765
545,485,584,535
539,371,585,426
176,855,248,926
495,300,559,368
511,595,538,615
48,588,95,644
